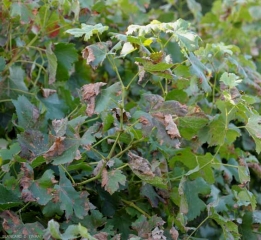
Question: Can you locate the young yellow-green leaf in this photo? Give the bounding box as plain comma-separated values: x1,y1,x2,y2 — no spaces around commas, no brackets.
245,114,261,154
44,219,63,239
220,72,242,88
102,169,126,195
66,23,108,41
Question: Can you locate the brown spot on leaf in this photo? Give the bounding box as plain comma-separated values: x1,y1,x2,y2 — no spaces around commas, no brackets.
169,226,179,240
139,116,150,125
43,136,66,159
81,82,107,117
128,152,154,177
41,88,57,98
164,114,180,139
93,232,108,240
101,168,108,189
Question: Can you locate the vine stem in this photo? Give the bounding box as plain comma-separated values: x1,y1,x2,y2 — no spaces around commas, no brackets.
187,216,209,239
122,199,151,219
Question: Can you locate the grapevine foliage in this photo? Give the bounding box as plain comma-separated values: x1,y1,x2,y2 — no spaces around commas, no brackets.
1,0,261,239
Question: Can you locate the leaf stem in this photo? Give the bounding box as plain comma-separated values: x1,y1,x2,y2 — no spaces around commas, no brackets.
122,199,151,219
60,165,75,185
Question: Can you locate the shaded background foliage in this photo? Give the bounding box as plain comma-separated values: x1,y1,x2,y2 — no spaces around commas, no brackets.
1,0,261,239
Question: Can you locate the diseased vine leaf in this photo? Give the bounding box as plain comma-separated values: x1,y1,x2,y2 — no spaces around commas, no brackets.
102,169,126,195
181,177,211,221
66,23,108,41
95,82,122,114
82,42,108,70
245,114,261,154
0,211,44,236
29,169,57,205
81,82,107,116
131,215,165,238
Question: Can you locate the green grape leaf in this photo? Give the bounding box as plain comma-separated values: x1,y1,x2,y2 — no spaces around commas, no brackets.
54,43,78,81
12,95,43,130
102,169,126,194
220,72,242,88
10,2,36,23
208,115,226,146
0,184,22,210
245,114,261,154
54,167,88,219
82,42,108,70
0,57,6,71
66,23,108,41
141,184,165,208
188,53,211,92
46,43,58,84
8,66,28,92
209,208,240,240
181,177,210,221
178,113,208,139
170,148,215,184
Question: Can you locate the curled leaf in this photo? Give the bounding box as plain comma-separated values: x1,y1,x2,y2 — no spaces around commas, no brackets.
164,114,181,139
128,152,154,177
81,82,107,117
43,136,66,159
41,88,57,98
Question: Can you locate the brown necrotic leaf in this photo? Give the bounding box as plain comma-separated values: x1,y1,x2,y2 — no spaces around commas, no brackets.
81,82,107,117
164,114,181,139
43,136,66,159
128,152,154,177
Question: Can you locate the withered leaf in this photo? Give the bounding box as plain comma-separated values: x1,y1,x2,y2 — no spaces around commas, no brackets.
52,118,68,137
20,163,36,202
82,42,108,70
169,226,179,240
93,232,108,240
164,114,181,139
41,88,57,98
139,116,151,125
128,151,154,177
43,136,66,159
81,82,107,117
